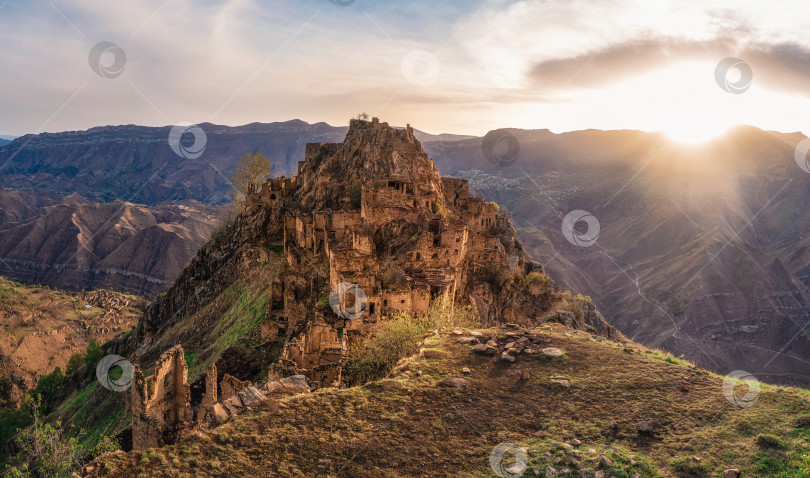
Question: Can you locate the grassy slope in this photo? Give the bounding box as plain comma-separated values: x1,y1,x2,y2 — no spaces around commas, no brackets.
98,324,810,477
48,252,285,454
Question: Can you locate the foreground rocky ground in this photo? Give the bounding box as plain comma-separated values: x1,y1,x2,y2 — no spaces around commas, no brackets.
88,323,810,477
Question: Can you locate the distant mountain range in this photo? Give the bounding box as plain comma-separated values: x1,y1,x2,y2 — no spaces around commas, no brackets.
0,120,808,385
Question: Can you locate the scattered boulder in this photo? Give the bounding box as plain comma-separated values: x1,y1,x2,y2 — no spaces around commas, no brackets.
473,343,498,355
550,376,570,387
570,438,582,446
280,375,309,393
594,471,606,478
439,377,471,390
722,470,741,478
267,374,310,396
541,348,565,358
237,386,266,407
545,466,557,477
461,367,471,375
637,420,655,433
211,403,229,425
469,331,484,338
501,351,516,363
457,337,477,345
222,395,243,415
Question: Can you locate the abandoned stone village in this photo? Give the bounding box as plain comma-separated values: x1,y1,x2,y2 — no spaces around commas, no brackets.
129,118,568,450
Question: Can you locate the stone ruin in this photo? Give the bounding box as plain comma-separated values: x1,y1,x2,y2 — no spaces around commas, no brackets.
131,118,557,449
247,118,549,389
131,344,310,449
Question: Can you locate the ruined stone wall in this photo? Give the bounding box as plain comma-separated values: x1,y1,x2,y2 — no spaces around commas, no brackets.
131,345,191,450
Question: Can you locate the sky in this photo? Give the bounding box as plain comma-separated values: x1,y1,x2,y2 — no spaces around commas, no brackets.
1,0,810,141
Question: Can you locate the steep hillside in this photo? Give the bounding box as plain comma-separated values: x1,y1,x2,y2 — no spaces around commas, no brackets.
93,324,810,477
0,277,145,407
424,127,810,387
0,200,218,297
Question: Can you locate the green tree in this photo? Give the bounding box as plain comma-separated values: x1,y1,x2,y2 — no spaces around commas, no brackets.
31,367,64,414
7,395,83,477
84,338,104,377
65,352,83,376
230,152,271,197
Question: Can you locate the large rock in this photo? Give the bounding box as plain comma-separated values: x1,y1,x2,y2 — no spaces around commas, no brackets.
541,348,565,358
237,386,266,407
722,470,741,478
472,343,498,355
211,403,229,425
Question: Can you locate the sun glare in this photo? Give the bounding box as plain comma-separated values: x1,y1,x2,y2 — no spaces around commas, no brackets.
550,61,746,144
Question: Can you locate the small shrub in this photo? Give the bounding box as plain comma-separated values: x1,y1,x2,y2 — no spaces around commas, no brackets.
343,300,478,385
346,182,362,209
756,433,786,449
66,351,84,376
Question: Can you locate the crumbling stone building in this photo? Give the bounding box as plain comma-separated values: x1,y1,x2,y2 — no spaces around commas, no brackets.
246,118,547,390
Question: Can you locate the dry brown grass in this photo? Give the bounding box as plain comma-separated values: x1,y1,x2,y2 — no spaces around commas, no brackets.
99,324,810,477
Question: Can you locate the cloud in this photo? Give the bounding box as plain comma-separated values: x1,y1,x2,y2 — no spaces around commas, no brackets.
1,0,810,136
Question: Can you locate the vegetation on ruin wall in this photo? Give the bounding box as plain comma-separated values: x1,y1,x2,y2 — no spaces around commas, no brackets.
342,300,479,385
